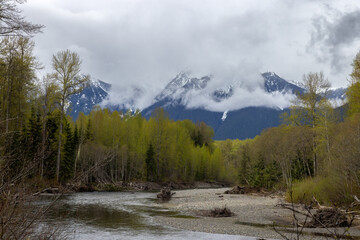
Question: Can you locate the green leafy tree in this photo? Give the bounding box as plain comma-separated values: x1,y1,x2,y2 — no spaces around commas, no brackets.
0,37,39,133
288,72,331,176
239,142,251,185
51,49,89,182
348,51,360,116
190,121,214,149
39,75,60,178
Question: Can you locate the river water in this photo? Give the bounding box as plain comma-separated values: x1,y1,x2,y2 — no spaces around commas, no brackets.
40,191,257,240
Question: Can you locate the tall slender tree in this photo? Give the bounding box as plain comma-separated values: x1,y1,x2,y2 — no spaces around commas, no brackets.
348,51,360,116
51,49,89,182
145,143,156,181
0,37,39,133
60,119,75,182
288,72,331,176
39,75,59,178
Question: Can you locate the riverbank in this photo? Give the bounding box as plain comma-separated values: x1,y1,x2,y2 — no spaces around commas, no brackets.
154,188,360,240
72,181,229,192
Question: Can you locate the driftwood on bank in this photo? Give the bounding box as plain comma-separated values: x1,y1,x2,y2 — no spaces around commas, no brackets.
197,206,235,217
33,187,59,196
208,206,234,217
224,185,261,195
224,186,244,194
157,187,175,199
277,202,354,228
304,208,353,228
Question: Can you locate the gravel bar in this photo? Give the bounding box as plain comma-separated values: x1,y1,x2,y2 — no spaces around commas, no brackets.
154,188,360,240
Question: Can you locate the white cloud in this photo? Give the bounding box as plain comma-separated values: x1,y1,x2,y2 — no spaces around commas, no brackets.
185,87,296,112
175,71,296,112
19,0,360,111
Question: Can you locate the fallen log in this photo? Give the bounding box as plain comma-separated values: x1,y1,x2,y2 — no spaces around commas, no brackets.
33,187,59,196
224,185,261,194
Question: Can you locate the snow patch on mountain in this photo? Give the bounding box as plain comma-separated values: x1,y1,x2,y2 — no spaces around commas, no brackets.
221,111,228,121
262,72,304,94
68,78,111,119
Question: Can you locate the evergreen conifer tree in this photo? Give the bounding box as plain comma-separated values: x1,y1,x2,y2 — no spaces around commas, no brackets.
43,113,58,179
60,120,75,181
27,106,42,161
145,143,156,181
85,118,94,142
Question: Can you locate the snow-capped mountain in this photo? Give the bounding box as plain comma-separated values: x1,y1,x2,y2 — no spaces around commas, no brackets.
155,71,210,101
327,88,347,100
142,72,348,139
262,72,304,94
141,72,303,139
142,71,305,115
68,78,111,119
68,72,347,139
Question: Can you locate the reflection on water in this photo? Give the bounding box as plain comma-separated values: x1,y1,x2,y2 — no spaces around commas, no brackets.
40,192,256,240
48,204,151,230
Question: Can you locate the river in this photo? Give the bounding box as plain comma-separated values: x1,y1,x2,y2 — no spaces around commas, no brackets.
39,191,258,240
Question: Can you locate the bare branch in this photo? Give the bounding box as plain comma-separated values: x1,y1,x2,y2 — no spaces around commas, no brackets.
0,0,44,37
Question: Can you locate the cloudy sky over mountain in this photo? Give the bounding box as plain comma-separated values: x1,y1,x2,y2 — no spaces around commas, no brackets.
21,0,360,109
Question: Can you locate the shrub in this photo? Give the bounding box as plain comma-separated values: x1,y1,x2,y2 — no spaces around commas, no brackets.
102,184,124,192
287,176,360,205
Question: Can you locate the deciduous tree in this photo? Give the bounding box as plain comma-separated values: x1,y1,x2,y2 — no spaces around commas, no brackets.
289,72,331,176
348,52,360,116
51,49,89,182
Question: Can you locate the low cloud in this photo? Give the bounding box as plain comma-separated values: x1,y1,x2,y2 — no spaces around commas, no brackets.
100,70,297,112
184,86,295,112
101,85,158,110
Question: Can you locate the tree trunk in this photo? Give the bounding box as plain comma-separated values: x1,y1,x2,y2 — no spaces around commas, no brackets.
5,51,13,134
5,73,12,134
312,124,317,176
73,143,81,178
56,102,64,182
41,120,47,179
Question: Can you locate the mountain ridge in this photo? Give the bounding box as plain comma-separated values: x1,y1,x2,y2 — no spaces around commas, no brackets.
68,72,347,140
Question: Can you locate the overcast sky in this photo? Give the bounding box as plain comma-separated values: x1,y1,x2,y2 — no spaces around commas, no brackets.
20,0,360,110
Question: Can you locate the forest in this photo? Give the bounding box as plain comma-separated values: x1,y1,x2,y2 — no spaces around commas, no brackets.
0,30,225,188
1,31,360,206
2,0,360,238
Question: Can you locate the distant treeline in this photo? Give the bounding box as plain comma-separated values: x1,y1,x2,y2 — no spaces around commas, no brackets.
66,107,225,183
